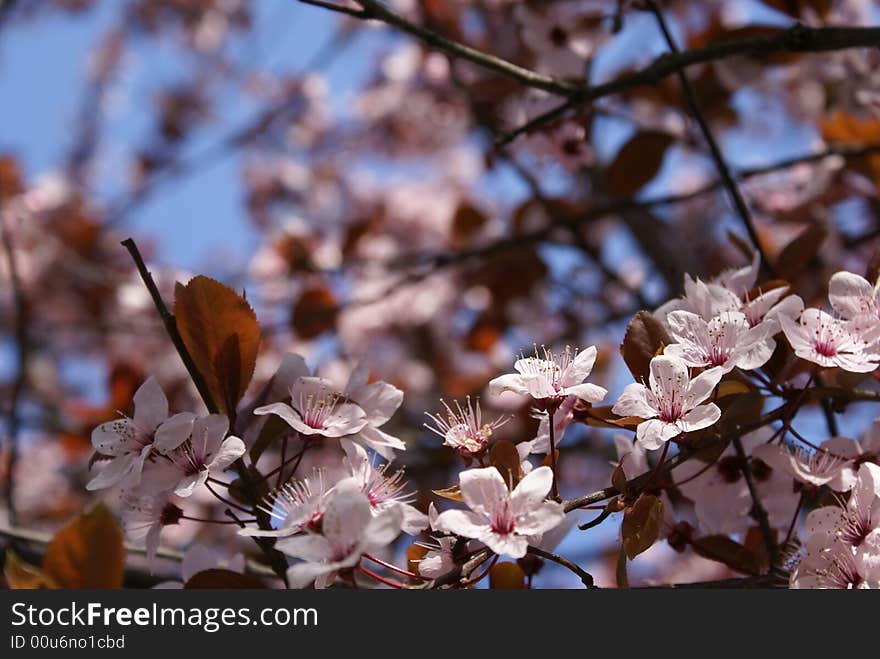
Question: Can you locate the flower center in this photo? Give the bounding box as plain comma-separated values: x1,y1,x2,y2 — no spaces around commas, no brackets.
657,388,684,424
548,26,568,47
812,321,841,357
717,456,742,483
362,462,412,508
489,502,516,535
561,138,583,156
299,391,340,429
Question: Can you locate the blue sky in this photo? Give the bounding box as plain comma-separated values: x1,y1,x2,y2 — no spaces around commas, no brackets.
0,1,388,273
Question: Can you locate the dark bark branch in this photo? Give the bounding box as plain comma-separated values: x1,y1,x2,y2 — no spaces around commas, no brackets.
498,24,880,145
563,401,794,513
647,0,771,274
731,435,777,566
345,1,581,96
564,384,880,514
528,546,595,588
368,143,880,281
121,238,290,584
121,238,219,413
0,523,277,581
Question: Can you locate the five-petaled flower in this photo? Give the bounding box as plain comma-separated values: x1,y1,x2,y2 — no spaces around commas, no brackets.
255,376,368,439
779,308,880,373
278,481,404,589
664,310,774,373
612,355,722,450
87,377,195,491
829,270,880,321
424,397,507,458
488,345,607,404
143,414,246,498
791,463,880,589
432,466,565,558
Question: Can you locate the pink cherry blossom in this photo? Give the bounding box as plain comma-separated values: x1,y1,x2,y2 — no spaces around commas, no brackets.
342,443,428,535
87,377,195,491
753,438,858,489
828,270,880,320
673,428,799,537
424,397,507,457
254,376,368,439
278,482,404,589
664,309,775,373
240,467,339,539
119,489,183,565
343,366,407,459
488,345,607,404
145,414,246,498
432,466,565,558
612,356,722,450
779,308,880,372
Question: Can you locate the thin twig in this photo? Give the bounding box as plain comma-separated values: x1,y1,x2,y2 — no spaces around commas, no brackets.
498,24,880,145
647,0,771,274
563,400,795,513
0,523,277,578
121,238,290,583
299,0,369,18
332,0,581,97
120,238,219,413
731,436,777,567
528,546,595,588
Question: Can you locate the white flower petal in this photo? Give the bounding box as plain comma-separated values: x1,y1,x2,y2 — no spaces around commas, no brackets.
680,404,721,432
459,466,509,516
612,383,656,419
636,418,680,450
432,509,489,539
153,413,197,453
132,376,169,432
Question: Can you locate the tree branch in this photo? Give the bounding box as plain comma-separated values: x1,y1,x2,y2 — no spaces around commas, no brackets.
120,238,290,584
121,238,219,413
731,435,777,567
498,23,880,145
297,0,580,96
0,523,277,580
647,0,770,273
563,401,794,513
528,546,595,588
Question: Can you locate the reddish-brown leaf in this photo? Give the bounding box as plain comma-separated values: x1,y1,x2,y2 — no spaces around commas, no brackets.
490,440,522,487
820,110,880,189
621,494,663,560
759,0,832,19
690,535,761,576
0,154,24,203
4,551,59,590
451,203,489,248
605,132,673,198
174,275,261,416
291,286,338,339
620,310,671,382
184,569,267,589
489,561,526,589
42,503,125,589
432,485,464,502
775,223,827,280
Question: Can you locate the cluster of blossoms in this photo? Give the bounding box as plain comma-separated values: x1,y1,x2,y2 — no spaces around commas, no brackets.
790,462,880,589
86,258,880,588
